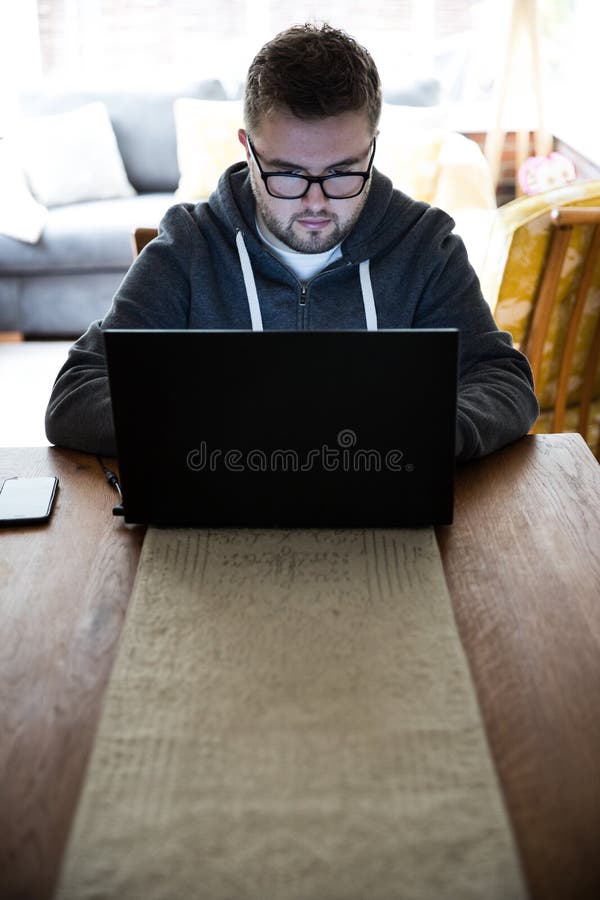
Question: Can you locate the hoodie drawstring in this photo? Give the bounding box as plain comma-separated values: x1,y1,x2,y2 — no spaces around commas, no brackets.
359,259,378,330
236,230,377,331
236,230,264,331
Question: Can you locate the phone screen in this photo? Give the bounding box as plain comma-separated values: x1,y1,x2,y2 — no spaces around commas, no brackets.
0,476,59,525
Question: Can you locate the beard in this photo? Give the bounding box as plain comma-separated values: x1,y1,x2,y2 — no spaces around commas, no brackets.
249,168,369,254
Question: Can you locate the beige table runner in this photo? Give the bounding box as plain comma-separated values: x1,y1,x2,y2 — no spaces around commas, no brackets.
57,527,527,900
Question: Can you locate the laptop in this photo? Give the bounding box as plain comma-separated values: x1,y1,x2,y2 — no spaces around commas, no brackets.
104,329,458,527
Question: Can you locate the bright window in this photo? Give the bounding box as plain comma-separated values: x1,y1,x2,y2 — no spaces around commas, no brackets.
33,0,483,94
0,0,595,159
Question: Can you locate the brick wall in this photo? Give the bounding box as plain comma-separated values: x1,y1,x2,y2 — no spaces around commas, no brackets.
465,132,600,207
465,131,540,206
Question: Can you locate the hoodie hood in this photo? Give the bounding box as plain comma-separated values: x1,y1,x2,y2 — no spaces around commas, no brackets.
206,161,455,267
208,162,394,331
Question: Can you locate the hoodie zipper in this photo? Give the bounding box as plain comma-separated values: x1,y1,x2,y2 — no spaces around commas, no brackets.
257,240,337,330
298,261,354,330
299,283,307,329
253,238,310,328
245,233,355,329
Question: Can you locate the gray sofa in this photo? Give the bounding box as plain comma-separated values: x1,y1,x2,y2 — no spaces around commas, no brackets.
0,76,467,338
0,80,228,337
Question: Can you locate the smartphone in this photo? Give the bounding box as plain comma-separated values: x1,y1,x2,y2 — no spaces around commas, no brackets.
0,476,59,525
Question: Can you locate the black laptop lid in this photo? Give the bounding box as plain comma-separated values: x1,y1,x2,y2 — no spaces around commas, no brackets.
104,329,458,527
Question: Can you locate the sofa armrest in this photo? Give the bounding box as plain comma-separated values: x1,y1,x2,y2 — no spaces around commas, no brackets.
432,132,497,213
451,209,497,287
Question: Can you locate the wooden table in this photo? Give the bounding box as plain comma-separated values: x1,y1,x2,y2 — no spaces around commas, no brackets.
1,434,599,900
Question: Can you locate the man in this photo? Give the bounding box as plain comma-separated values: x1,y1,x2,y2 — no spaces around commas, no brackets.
45,23,538,459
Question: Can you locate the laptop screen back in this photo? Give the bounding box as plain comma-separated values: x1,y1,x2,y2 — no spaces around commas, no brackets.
104,329,458,526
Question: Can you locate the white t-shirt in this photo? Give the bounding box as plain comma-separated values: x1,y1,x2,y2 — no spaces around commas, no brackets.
256,220,343,281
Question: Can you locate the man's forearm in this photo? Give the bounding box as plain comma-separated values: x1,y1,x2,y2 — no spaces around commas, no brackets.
45,322,117,456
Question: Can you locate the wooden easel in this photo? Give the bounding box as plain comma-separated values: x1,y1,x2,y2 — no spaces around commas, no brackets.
484,0,553,194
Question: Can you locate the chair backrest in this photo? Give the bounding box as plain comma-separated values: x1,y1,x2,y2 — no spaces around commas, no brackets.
523,206,600,437
131,227,158,258
480,181,600,452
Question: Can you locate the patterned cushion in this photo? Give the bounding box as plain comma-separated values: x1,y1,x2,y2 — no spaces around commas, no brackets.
480,180,600,450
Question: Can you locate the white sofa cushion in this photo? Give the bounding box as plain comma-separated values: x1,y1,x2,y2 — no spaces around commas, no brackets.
376,103,496,215
10,101,135,207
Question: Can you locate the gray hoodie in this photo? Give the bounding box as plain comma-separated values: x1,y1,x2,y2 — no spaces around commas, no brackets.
45,163,538,459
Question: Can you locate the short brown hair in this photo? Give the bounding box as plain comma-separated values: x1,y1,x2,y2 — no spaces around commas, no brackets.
244,23,382,135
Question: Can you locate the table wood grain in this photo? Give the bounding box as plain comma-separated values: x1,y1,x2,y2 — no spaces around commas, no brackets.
438,433,600,900
1,435,599,900
0,448,144,900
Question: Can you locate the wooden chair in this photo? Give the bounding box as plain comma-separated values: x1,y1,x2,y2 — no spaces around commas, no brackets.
481,180,600,458
131,227,158,258
525,207,600,444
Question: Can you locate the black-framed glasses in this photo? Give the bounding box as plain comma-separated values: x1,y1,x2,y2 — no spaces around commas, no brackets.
247,136,376,200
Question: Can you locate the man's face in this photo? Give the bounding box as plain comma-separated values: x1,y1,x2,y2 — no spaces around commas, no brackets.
239,109,375,254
